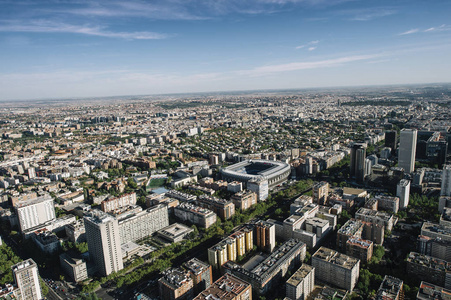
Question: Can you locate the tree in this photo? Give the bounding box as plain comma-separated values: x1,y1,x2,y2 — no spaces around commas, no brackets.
275,208,283,216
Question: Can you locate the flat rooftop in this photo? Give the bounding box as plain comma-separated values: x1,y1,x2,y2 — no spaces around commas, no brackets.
313,247,359,270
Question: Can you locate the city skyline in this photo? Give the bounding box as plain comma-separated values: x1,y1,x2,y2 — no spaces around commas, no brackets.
1,0,451,101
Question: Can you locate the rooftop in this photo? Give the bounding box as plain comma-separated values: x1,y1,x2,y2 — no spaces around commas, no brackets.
312,247,360,270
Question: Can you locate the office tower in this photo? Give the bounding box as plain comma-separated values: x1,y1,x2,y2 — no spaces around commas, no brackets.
397,179,411,209
350,142,367,183
12,259,42,300
84,210,123,276
399,129,418,173
312,247,360,292
385,131,398,154
442,165,451,197
159,268,194,300
255,220,276,253
286,264,315,300
15,194,56,232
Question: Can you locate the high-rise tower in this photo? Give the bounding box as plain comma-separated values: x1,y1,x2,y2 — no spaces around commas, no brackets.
398,129,417,173
84,210,123,276
12,259,42,300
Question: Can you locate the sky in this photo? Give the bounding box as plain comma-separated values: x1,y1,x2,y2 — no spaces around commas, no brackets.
1,0,451,101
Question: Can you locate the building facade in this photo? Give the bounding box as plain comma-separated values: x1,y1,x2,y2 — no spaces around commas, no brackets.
312,247,360,292
399,129,417,173
84,210,123,276
12,259,42,300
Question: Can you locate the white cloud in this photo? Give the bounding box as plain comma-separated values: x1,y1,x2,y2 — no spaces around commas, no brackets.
399,28,419,35
0,20,169,40
238,53,382,76
296,40,320,50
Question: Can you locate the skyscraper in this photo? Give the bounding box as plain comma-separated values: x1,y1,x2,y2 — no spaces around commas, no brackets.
397,179,411,209
398,129,417,173
12,259,42,300
442,165,451,197
84,210,123,276
350,142,367,183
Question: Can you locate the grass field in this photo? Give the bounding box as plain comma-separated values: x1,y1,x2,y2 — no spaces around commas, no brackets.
146,178,166,189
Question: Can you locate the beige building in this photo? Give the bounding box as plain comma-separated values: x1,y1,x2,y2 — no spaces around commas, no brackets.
286,264,315,300
231,190,257,211
12,259,42,300
255,220,276,253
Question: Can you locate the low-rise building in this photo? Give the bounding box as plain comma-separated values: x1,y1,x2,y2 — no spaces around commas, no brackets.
231,190,257,211
59,252,88,283
193,274,251,300
375,276,404,300
157,223,194,243
197,195,235,220
174,203,217,229
416,281,451,299
159,268,194,300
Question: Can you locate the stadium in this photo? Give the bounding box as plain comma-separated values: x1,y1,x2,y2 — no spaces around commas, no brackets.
220,159,291,189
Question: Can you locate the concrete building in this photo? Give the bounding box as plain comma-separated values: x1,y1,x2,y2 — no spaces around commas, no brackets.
355,208,395,231
174,203,217,229
183,258,213,294
346,236,373,263
159,268,194,300
442,165,451,197
312,182,329,205
101,192,137,213
375,276,404,300
84,210,123,276
59,252,88,283
32,230,60,254
193,274,251,300
337,219,364,251
286,264,315,300
157,223,194,243
118,204,169,244
15,194,56,232
197,195,235,220
12,259,42,300
399,129,417,173
350,142,367,183
231,190,257,211
227,181,243,193
208,229,253,269
416,281,451,299
373,195,400,214
223,239,306,295
255,220,276,253
406,252,451,289
65,219,86,243
312,247,360,292
397,179,411,209
385,131,398,154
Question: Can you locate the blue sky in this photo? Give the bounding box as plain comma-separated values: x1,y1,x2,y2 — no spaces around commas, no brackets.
1,0,451,100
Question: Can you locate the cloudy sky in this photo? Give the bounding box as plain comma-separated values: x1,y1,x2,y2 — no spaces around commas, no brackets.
1,0,451,100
